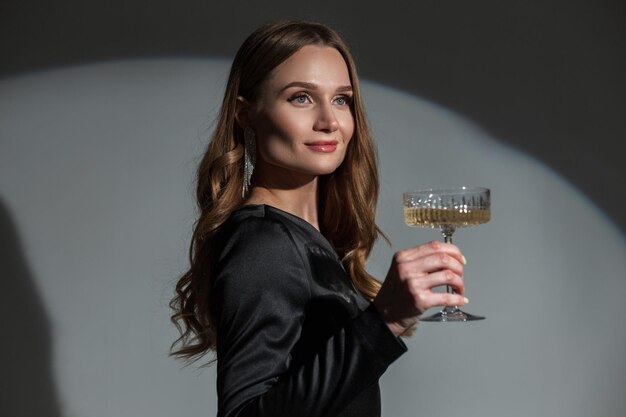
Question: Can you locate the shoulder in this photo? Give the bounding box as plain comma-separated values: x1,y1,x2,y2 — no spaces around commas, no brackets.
214,205,302,262
212,205,311,295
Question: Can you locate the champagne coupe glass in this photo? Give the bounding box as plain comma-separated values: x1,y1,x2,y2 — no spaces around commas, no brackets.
403,187,490,322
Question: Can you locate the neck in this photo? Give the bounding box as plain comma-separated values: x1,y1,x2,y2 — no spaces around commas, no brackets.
245,172,320,230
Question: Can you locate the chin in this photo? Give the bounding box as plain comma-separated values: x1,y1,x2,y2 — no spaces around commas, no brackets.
305,162,344,176
265,157,346,179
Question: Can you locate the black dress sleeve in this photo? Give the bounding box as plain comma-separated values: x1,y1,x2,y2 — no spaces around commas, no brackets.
212,217,406,417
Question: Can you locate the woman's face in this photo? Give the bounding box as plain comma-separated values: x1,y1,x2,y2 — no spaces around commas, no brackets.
244,45,355,184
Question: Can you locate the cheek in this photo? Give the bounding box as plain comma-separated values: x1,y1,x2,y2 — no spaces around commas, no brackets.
340,113,355,142
258,109,309,142
260,139,295,164
255,116,303,163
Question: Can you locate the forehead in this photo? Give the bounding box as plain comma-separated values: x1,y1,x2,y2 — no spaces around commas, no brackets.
264,45,351,88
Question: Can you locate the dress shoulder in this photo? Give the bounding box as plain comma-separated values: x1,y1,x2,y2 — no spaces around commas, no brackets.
213,206,313,307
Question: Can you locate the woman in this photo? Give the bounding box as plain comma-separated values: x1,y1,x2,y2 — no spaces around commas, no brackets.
171,21,468,417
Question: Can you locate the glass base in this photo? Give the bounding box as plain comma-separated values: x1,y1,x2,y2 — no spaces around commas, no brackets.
421,306,485,322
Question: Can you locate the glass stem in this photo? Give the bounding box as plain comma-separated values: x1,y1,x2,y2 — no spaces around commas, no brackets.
441,225,456,297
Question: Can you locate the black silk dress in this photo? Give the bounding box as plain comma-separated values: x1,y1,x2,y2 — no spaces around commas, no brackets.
212,205,407,417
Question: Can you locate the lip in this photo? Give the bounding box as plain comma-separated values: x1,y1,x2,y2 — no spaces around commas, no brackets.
305,140,339,153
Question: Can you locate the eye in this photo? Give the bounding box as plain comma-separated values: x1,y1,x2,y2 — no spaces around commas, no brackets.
288,93,311,104
334,95,352,106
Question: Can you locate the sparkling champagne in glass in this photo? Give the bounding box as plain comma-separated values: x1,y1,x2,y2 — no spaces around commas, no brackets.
403,187,491,322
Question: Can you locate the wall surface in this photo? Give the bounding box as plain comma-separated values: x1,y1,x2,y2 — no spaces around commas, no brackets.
1,2,625,416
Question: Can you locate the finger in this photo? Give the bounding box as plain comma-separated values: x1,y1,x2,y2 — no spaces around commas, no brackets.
423,252,464,275
417,270,465,294
395,240,465,265
402,252,464,277
421,292,468,310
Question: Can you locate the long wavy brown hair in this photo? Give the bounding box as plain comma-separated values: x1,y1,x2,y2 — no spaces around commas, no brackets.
170,20,386,362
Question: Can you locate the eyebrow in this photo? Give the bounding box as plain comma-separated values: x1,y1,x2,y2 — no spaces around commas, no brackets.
280,81,353,93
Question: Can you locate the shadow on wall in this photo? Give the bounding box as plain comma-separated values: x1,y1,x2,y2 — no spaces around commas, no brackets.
0,200,62,417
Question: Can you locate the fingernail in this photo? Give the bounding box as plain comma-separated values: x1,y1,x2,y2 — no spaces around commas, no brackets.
463,297,470,304
461,255,467,265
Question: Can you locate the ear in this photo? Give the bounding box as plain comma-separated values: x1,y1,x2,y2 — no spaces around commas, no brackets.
235,96,252,129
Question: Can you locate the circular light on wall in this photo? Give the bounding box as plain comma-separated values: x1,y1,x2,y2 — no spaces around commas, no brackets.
0,59,624,417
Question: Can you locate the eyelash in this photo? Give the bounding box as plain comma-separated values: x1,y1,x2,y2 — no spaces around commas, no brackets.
288,93,311,104
288,93,352,106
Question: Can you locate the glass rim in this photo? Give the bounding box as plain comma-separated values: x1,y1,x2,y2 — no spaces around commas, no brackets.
403,186,490,196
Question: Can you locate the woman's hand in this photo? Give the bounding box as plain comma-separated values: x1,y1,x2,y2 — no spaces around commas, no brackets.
372,241,468,337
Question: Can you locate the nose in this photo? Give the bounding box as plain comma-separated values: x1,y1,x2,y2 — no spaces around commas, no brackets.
313,102,339,133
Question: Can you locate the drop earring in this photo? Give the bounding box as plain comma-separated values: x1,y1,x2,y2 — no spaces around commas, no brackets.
243,127,256,197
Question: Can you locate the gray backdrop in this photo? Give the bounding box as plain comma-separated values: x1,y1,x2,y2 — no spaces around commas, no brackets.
1,2,625,417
